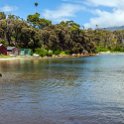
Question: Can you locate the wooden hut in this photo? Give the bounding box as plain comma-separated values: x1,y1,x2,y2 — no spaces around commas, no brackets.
7,46,19,56
0,44,7,55
20,48,32,56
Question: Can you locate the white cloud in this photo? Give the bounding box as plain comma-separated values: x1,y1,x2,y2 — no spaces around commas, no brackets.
84,9,124,28
61,0,124,28
86,0,119,7
0,5,18,12
69,0,124,8
42,3,85,22
42,0,124,28
83,0,124,28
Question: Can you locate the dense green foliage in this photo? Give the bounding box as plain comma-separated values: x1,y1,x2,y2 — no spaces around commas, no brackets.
86,29,124,52
1,11,124,57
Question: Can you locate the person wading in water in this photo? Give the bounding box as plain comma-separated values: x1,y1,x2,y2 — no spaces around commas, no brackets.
0,73,2,77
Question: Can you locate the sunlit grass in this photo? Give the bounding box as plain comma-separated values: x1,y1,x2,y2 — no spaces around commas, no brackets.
0,55,11,58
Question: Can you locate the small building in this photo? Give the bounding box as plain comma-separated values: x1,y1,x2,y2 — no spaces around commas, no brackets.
0,44,7,55
7,46,20,56
20,48,32,56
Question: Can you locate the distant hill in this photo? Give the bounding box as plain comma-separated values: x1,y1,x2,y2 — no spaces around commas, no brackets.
103,26,124,31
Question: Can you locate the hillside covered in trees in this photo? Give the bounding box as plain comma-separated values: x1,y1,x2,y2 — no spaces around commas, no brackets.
0,11,124,56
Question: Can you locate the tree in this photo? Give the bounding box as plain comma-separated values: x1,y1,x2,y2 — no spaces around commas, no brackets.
27,13,52,29
34,2,39,13
0,12,6,20
27,13,40,28
34,2,39,7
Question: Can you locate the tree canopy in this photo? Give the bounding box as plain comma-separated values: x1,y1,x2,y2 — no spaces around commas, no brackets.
0,12,124,56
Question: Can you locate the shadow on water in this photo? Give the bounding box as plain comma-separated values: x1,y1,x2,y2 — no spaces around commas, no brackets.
1,55,124,124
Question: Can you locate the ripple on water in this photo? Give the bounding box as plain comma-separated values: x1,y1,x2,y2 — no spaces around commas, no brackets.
0,55,124,124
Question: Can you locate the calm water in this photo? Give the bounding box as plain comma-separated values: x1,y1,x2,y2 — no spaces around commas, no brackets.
0,54,124,124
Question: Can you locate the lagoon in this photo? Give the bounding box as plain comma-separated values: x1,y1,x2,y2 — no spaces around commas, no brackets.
0,54,124,124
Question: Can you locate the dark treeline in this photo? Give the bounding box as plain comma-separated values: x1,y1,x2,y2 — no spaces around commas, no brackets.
0,12,124,56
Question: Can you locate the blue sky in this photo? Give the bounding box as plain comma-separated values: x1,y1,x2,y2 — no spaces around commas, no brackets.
0,0,124,28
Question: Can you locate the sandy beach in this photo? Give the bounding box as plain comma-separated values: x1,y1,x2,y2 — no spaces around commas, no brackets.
0,53,96,61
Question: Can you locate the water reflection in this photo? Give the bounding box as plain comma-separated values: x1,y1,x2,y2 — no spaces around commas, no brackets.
0,55,124,124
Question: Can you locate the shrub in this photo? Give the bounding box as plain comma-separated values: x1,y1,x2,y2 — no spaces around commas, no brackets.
54,50,61,55
47,50,53,56
96,47,109,52
0,39,7,45
35,48,48,57
59,51,67,55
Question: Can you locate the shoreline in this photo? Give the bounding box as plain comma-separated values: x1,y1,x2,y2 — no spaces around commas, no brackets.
97,51,124,55
1,52,124,61
0,53,95,61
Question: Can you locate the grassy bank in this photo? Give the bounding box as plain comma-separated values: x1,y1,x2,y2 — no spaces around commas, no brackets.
96,46,124,53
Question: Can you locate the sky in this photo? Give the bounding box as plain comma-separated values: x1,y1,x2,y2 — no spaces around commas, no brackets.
0,0,124,28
